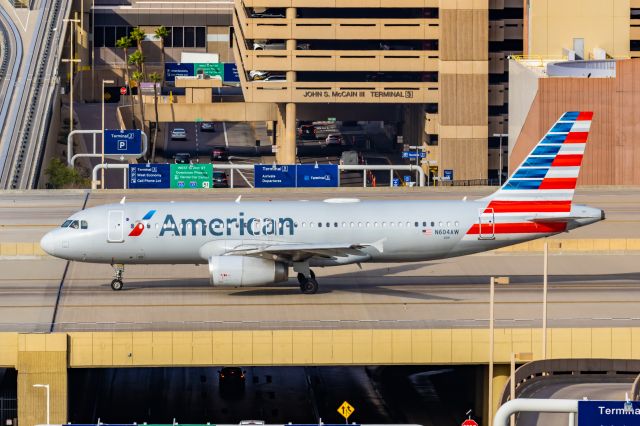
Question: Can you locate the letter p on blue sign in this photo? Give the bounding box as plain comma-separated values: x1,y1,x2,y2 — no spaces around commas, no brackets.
117,140,127,151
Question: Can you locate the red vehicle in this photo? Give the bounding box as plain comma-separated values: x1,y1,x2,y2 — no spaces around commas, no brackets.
211,146,229,161
298,124,317,140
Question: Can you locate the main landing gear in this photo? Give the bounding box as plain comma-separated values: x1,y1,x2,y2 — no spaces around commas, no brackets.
111,264,125,291
297,270,318,295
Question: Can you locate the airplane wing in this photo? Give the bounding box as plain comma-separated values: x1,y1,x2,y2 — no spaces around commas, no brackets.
224,241,385,262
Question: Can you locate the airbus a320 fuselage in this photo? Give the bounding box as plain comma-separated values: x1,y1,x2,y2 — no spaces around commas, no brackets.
41,112,604,294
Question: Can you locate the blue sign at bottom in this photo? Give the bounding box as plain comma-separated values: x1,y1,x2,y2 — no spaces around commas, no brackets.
296,164,339,188
255,165,296,188
579,400,640,426
129,164,170,189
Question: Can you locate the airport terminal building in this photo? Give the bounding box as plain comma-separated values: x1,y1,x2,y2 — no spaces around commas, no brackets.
81,0,524,181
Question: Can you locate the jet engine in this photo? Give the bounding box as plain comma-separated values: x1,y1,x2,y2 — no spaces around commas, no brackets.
208,256,289,286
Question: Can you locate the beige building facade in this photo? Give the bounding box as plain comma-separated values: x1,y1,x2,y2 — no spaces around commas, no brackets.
524,0,631,59
232,0,524,179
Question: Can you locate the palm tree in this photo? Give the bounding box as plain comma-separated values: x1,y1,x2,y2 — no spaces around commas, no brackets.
130,27,146,74
116,36,135,128
130,66,146,134
148,72,162,162
154,26,170,85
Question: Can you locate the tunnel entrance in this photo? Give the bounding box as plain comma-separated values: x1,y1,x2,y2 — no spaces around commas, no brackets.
0,369,17,426
69,366,482,425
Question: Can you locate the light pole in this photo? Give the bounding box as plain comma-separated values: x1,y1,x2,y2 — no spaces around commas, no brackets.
32,384,50,425
493,133,508,186
488,276,509,426
62,16,81,134
509,352,533,426
101,79,115,189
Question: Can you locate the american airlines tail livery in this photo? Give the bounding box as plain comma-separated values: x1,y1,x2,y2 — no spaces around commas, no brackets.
41,112,604,294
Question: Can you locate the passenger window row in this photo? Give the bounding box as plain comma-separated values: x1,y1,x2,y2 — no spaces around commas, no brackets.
295,220,459,229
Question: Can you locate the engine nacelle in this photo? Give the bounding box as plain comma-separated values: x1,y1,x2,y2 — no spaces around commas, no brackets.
208,256,289,287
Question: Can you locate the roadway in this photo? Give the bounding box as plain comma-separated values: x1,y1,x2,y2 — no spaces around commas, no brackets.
517,376,634,426
66,365,475,425
0,0,71,189
0,187,638,332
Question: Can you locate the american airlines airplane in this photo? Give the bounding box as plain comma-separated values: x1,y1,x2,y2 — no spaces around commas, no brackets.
41,112,604,294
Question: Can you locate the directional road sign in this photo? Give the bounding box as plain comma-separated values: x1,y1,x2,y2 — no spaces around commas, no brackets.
578,400,640,426
337,401,355,421
296,164,339,188
401,151,426,159
254,165,296,188
104,130,143,156
129,164,170,189
170,164,213,189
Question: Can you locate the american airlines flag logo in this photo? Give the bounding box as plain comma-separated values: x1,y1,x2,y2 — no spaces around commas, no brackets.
128,210,156,237
422,228,433,236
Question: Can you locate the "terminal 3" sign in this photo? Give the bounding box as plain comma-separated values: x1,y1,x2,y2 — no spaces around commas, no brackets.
301,89,417,100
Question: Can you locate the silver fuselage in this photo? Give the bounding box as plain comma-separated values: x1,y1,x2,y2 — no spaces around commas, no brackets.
40,199,603,266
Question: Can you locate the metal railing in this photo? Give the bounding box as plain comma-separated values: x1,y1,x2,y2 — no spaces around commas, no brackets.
67,130,148,168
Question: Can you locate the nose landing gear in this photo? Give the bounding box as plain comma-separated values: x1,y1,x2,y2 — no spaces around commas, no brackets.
111,264,124,291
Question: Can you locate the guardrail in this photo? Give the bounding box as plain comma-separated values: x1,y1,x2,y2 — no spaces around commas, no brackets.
500,359,640,406
67,130,148,168
90,163,427,189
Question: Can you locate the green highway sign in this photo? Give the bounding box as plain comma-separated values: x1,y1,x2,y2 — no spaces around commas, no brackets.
170,164,213,189
194,62,224,79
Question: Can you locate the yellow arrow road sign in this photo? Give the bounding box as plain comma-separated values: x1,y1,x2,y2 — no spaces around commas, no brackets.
338,401,355,420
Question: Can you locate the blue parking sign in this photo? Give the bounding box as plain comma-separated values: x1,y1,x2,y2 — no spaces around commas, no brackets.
104,130,143,156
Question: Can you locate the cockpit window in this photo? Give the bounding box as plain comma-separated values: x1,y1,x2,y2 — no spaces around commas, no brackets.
61,220,72,228
69,220,80,229
81,220,88,229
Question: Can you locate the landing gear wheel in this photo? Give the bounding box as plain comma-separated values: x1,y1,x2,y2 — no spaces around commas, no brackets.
111,279,124,291
111,264,125,291
297,273,308,291
301,278,319,295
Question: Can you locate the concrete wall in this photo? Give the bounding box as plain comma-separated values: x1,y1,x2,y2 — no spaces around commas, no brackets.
437,0,489,180
525,0,630,58
510,59,640,185
507,59,539,158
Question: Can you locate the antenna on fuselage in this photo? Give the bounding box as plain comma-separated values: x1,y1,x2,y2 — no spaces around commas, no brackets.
120,196,126,205
235,195,242,203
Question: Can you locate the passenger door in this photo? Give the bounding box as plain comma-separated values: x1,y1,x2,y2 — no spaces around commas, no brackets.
107,210,125,243
478,208,495,240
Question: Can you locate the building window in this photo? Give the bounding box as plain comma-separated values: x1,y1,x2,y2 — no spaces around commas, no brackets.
184,27,195,48
196,27,206,47
94,26,104,48
94,26,134,48
104,26,116,47
173,27,184,48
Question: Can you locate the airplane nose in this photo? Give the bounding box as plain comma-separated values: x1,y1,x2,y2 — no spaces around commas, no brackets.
40,232,55,256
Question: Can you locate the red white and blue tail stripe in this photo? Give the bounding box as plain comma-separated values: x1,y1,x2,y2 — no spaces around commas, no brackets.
466,112,593,239
484,111,592,211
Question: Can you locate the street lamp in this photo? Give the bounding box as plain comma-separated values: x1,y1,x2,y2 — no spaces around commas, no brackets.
32,384,50,425
493,133,508,186
488,276,510,426
62,16,81,134
509,352,533,426
101,79,115,189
